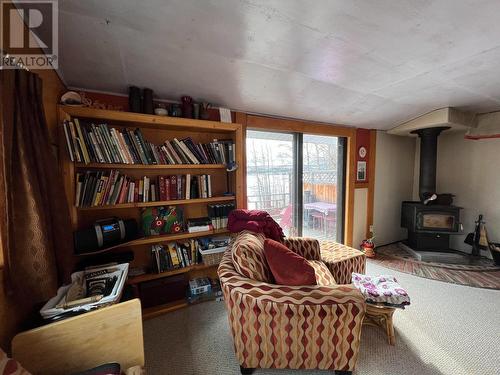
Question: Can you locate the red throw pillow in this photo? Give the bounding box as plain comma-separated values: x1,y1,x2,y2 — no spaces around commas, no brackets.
263,239,316,285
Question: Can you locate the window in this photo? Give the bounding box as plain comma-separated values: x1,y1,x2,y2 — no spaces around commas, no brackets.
246,130,346,242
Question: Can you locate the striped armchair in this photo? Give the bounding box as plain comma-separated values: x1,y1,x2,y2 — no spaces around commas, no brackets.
218,232,366,375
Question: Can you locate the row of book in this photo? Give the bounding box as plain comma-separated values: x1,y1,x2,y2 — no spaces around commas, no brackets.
63,118,236,165
151,241,199,273
151,237,230,274
208,203,235,230
75,171,214,207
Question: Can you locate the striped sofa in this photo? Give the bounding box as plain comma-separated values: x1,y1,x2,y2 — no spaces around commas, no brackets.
218,231,366,374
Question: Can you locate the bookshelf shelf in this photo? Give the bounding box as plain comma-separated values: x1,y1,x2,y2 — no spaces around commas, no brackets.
75,229,230,255
129,228,229,246
142,299,189,320
59,106,240,132
59,106,243,318
77,196,235,210
127,263,217,285
75,163,227,170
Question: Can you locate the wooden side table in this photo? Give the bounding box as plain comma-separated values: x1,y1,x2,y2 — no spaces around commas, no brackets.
363,304,396,345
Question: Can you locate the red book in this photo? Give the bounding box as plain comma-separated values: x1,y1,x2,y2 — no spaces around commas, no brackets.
165,176,171,201
134,180,139,202
159,176,166,201
118,178,129,203
170,175,178,200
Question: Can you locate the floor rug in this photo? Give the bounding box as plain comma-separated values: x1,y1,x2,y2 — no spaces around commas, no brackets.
371,243,500,289
143,262,500,375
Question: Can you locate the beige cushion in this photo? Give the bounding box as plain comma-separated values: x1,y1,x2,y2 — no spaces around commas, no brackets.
231,231,273,282
308,260,337,286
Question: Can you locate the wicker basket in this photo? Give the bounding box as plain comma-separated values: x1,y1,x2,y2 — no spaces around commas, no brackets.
199,246,226,266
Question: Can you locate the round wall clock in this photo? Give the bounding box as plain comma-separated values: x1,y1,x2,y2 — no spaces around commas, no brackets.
358,146,367,158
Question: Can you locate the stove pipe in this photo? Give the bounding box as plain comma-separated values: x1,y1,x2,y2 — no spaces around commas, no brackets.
411,126,449,201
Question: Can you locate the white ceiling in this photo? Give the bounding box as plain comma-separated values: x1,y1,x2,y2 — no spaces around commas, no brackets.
58,0,500,129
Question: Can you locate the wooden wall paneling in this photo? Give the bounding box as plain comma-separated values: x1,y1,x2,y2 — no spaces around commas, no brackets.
234,112,247,208
34,70,66,145
246,115,356,138
366,130,377,238
345,134,356,246
58,108,78,228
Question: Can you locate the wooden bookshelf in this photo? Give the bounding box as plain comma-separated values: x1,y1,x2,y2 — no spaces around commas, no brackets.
142,300,189,320
77,196,235,210
58,106,243,318
75,163,227,170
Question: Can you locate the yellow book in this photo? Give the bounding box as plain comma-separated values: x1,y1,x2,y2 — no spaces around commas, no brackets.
74,118,90,164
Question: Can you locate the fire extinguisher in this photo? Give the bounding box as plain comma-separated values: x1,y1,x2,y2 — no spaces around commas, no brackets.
361,237,375,258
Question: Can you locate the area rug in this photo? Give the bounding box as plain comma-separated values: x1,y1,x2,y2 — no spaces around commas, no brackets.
371,243,500,289
143,262,500,375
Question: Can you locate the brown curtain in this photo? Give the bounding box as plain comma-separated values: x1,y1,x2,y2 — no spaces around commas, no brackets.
0,69,73,303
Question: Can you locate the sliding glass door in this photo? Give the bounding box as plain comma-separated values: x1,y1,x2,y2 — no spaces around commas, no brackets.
246,131,296,234
246,130,345,242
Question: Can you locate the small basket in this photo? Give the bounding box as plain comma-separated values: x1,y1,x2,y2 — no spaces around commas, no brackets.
199,246,227,266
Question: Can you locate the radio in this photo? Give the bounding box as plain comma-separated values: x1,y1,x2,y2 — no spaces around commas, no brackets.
74,217,138,255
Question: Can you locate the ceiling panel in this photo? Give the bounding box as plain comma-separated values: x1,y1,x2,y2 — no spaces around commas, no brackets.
57,0,500,129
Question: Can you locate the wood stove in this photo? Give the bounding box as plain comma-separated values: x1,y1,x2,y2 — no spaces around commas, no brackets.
401,127,462,251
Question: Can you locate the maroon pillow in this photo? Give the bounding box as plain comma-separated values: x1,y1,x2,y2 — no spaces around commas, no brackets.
263,239,316,285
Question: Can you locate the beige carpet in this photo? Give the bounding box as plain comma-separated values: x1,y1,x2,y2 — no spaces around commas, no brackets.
144,262,500,374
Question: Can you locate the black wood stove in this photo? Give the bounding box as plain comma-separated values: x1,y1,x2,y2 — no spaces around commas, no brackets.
401,127,462,251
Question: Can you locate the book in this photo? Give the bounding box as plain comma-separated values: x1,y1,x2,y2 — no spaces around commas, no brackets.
62,119,235,167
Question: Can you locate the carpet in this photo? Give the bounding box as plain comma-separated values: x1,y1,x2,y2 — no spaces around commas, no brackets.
371,243,500,289
143,262,500,375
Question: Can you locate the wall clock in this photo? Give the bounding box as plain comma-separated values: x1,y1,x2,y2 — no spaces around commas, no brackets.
358,146,367,158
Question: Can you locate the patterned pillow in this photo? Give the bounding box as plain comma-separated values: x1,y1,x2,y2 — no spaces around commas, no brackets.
352,273,411,307
0,348,31,375
231,230,273,282
308,261,337,286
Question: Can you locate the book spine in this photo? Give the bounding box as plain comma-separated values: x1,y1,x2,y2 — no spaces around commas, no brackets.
68,121,82,162
165,141,183,164
133,130,150,164
74,118,91,164
81,124,97,162
129,129,148,164
170,175,177,200
138,179,144,202
74,173,82,206
185,173,191,200
136,129,154,164
175,138,199,164
170,140,190,164
165,175,171,201
62,120,75,162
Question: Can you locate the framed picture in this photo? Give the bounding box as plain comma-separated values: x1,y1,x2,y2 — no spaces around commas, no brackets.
357,161,367,181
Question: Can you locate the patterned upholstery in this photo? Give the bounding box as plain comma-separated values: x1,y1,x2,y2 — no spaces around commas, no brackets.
308,260,337,285
0,349,30,375
321,241,366,285
231,230,273,282
283,237,321,261
220,234,366,372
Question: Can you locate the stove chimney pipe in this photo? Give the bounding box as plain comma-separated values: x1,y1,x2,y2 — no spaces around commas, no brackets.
411,126,449,201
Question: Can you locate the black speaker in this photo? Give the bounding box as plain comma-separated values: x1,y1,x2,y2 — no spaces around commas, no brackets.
129,86,142,113
74,218,138,255
142,88,154,114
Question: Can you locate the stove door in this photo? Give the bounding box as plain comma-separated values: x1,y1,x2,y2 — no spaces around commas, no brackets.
416,211,459,232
